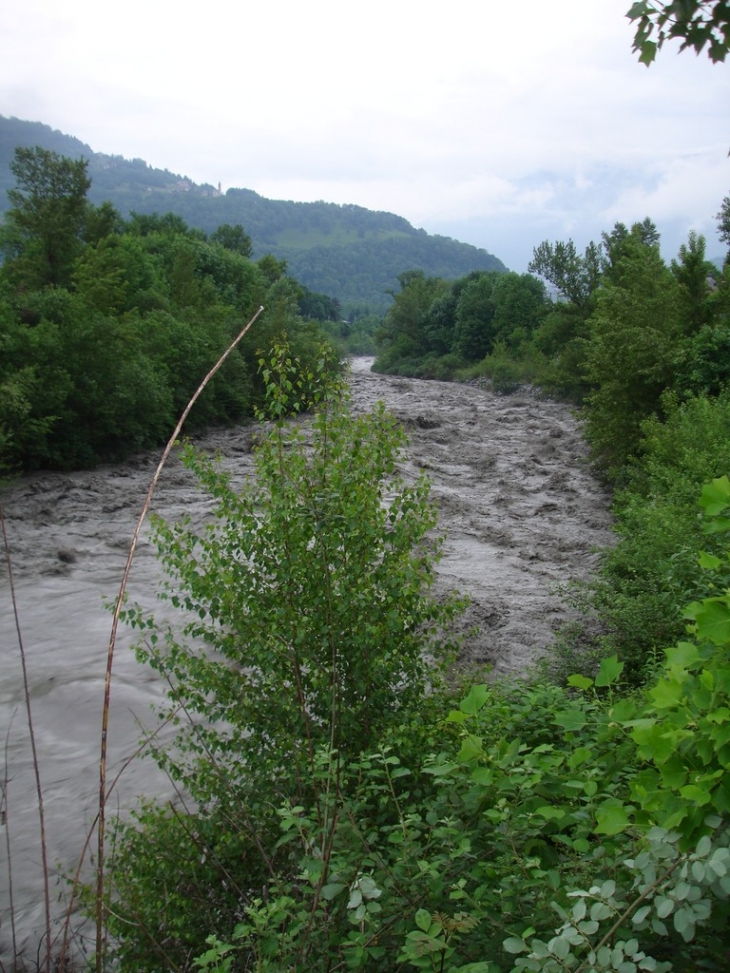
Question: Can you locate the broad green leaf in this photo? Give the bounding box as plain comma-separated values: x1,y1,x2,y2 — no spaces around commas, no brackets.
567,673,593,691
548,936,570,959
590,902,612,921
664,642,700,668
554,709,588,731
322,882,346,900
685,598,730,645
536,806,566,820
415,908,432,932
639,39,658,64
460,684,489,716
627,2,651,20
696,834,713,857
699,476,730,516
698,551,723,571
595,655,624,688
649,677,685,709
423,762,460,776
502,937,528,954
595,801,631,835
457,734,484,763
655,895,674,918
679,784,712,805
568,746,593,769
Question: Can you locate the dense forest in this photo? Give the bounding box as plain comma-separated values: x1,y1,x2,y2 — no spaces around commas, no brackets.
0,146,358,472
0,116,506,312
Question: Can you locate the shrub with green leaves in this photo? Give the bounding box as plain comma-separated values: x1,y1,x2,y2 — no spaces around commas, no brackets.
557,391,730,683
103,342,465,968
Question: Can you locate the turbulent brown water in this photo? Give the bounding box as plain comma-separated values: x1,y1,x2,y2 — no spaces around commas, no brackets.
0,358,613,963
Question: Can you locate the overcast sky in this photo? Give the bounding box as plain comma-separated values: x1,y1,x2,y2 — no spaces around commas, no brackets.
1,0,727,271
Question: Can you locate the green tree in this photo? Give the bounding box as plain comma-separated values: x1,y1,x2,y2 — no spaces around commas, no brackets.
105,346,464,968
628,0,730,64
453,271,500,361
209,222,253,257
528,238,601,310
583,235,681,479
0,146,91,288
376,270,449,369
490,271,549,349
716,194,730,260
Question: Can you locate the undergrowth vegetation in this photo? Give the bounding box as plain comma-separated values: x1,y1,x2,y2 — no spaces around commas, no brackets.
92,410,730,971
67,336,730,972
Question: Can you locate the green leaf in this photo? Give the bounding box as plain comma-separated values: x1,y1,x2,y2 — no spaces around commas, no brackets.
699,476,730,516
627,2,651,20
639,39,658,64
679,784,712,805
595,800,631,835
457,734,484,763
460,684,489,716
503,937,528,954
698,551,723,571
554,709,588,731
424,762,460,777
567,673,594,691
548,936,570,959
415,908,432,932
664,641,701,668
696,834,713,857
655,895,674,919
595,655,624,688
685,597,730,645
649,677,685,709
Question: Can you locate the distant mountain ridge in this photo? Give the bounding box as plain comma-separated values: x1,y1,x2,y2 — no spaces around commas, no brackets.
0,115,507,310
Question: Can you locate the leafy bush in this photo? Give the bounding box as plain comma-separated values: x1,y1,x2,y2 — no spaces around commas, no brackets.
103,344,465,969
560,392,730,682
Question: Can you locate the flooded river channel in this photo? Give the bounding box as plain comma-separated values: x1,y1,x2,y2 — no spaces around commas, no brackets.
0,359,613,964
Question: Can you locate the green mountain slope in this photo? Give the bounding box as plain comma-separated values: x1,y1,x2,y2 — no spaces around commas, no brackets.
0,115,507,309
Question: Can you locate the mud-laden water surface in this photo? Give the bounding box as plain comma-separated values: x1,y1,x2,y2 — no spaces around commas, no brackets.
0,358,614,963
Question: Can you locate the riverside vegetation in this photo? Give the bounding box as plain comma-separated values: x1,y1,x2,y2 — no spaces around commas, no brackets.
82,342,730,973
5,4,730,959
0,145,356,474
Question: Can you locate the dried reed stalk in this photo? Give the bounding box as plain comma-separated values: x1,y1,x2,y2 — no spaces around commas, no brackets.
0,505,52,973
95,306,263,972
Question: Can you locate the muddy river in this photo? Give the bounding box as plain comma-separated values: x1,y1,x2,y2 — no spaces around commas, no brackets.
0,358,613,964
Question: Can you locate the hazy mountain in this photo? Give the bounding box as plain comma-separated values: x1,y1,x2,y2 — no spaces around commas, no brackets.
0,115,507,310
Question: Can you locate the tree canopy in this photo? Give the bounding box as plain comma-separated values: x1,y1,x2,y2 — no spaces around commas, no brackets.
628,0,730,64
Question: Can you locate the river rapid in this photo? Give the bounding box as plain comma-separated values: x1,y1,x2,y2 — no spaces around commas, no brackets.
0,358,614,964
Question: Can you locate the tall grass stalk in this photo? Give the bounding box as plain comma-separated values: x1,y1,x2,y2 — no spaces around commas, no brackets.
1,504,52,973
2,715,19,965
95,306,263,973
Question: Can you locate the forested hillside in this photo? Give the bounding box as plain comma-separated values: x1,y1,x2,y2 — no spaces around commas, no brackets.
0,146,346,472
0,116,506,311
